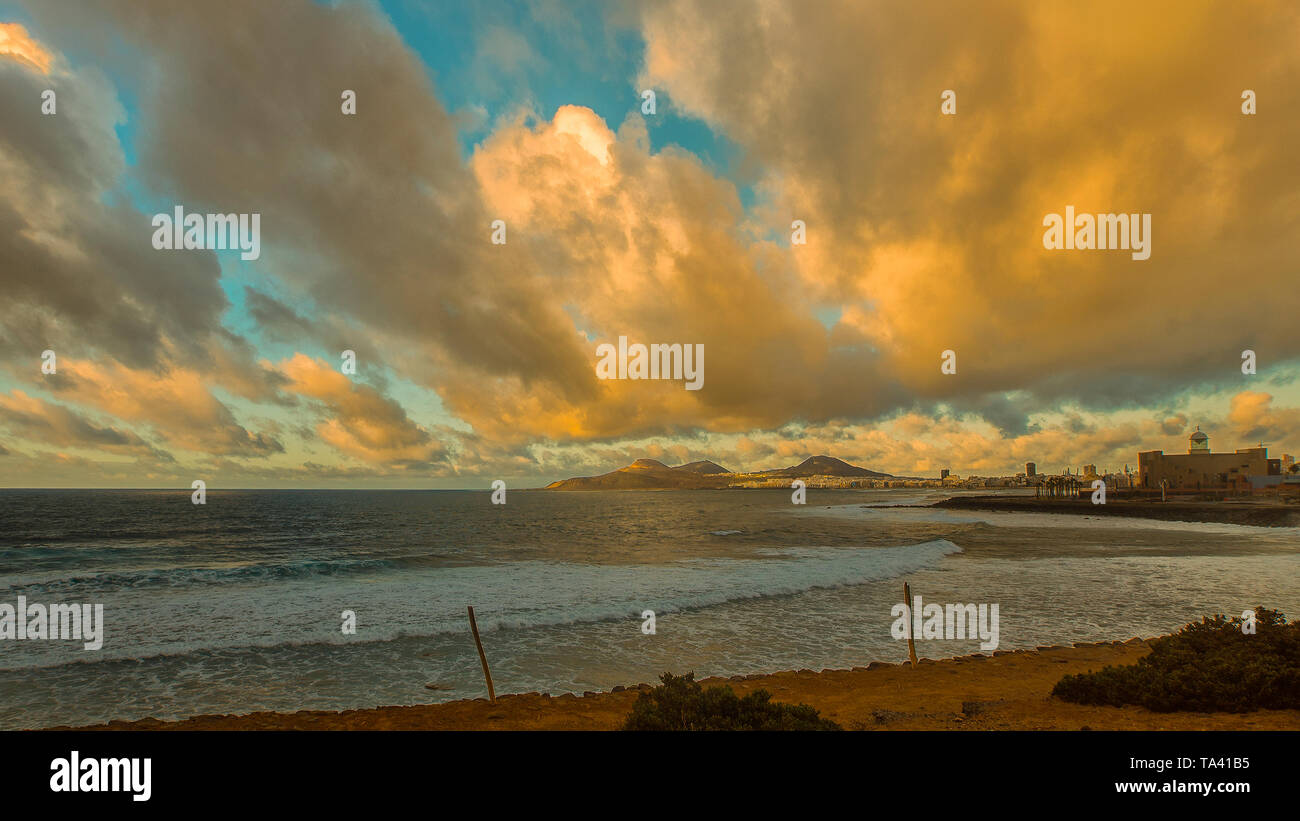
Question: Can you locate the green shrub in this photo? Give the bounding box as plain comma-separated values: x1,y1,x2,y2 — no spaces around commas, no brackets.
1053,607,1300,712
622,672,841,731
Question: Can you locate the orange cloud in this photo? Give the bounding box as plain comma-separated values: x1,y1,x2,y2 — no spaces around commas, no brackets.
638,0,1300,405
1226,390,1300,444
0,389,167,459
0,22,52,74
44,358,281,456
278,354,448,466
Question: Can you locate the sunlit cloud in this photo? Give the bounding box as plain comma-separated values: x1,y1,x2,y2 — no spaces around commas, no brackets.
0,22,51,74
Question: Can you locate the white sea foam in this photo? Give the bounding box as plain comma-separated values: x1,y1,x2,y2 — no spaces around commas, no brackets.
0,539,962,670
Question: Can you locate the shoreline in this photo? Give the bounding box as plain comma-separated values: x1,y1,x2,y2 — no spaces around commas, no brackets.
50,639,1300,731
928,495,1300,527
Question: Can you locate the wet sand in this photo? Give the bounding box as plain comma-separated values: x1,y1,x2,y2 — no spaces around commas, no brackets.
58,639,1300,731
932,495,1300,527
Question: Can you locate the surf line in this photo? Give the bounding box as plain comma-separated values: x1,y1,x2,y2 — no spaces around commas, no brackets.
891,595,999,651
0,596,103,650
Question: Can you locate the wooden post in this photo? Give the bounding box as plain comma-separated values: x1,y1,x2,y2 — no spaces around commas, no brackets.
902,582,919,668
467,606,495,702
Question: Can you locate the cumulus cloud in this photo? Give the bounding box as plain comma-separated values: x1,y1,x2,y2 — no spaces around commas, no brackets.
637,0,1300,408
1225,390,1300,445
2,0,1298,486
42,358,282,456
0,22,51,74
0,389,172,461
277,354,449,468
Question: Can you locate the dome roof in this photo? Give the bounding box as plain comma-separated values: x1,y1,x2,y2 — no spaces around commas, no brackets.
1189,430,1208,441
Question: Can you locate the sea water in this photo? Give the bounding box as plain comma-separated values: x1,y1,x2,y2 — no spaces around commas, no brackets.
0,488,1297,729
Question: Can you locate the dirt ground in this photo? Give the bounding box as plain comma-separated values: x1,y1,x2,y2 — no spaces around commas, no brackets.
59,639,1300,731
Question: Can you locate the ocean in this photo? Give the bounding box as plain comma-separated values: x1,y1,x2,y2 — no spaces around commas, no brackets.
1,488,1298,730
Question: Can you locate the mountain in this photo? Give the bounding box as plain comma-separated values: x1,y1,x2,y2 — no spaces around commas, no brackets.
544,459,734,490
673,460,731,474
544,454,892,489
775,455,893,479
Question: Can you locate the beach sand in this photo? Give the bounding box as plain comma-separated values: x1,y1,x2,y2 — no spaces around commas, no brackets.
60,639,1300,731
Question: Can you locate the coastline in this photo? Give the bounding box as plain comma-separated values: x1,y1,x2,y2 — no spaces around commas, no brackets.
53,639,1300,731
929,495,1300,527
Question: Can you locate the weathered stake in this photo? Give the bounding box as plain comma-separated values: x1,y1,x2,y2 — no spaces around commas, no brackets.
903,582,919,668
467,605,495,702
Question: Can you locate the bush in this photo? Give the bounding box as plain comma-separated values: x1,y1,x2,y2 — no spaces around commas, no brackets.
621,672,841,731
1053,607,1300,712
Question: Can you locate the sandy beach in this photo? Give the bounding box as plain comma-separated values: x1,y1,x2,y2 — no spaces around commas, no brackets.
59,639,1300,731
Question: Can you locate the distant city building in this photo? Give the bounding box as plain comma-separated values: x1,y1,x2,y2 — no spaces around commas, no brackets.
940,469,950,480
1138,428,1281,490
1102,471,1136,490
1082,463,1098,478
1025,462,1036,477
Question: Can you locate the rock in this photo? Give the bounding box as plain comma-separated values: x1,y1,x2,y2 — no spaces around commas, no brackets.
961,700,1002,716
582,691,596,698
1124,637,1144,645
611,685,625,693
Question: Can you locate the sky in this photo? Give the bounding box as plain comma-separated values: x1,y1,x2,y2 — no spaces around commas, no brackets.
0,0,1298,488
